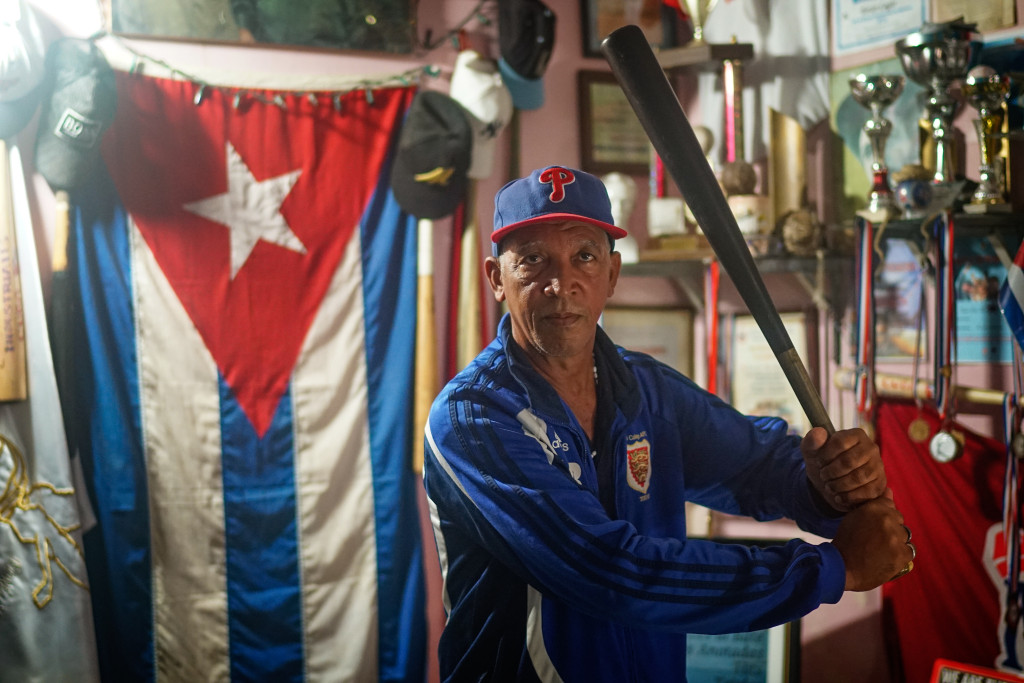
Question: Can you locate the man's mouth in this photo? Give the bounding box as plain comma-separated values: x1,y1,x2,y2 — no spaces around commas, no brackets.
546,311,581,325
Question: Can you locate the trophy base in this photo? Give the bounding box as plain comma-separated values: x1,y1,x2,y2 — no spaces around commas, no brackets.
962,201,1012,214
856,207,898,223
867,192,896,215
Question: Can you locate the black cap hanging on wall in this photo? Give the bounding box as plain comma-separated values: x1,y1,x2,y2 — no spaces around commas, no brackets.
34,38,117,194
390,90,472,219
497,0,555,110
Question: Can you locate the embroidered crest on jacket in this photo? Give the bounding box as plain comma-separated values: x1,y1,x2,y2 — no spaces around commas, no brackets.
626,437,651,494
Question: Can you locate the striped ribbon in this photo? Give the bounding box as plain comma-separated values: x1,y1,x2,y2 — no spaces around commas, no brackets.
1002,346,1023,649
854,217,875,424
934,213,955,420
705,260,720,395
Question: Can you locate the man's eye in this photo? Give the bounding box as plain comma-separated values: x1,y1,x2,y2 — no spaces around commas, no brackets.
579,252,595,262
523,254,543,264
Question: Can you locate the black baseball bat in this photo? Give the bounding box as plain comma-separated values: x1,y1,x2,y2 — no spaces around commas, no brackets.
601,24,835,434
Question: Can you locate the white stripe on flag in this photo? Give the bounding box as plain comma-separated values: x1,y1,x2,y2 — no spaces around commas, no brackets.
292,228,379,681
130,217,230,681
1008,263,1024,314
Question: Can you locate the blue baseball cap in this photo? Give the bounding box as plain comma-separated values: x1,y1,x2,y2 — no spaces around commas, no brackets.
492,166,628,249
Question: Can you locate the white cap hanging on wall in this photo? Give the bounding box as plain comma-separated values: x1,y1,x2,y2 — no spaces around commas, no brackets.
449,50,513,180
0,0,46,139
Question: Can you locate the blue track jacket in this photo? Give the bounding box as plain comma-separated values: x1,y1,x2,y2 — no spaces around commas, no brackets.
423,314,847,682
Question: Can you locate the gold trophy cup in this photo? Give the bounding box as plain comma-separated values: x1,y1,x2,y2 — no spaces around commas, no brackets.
962,65,1011,210
682,0,720,44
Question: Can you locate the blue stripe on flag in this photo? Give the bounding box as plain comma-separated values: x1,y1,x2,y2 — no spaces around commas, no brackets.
72,168,155,682
359,160,426,681
1001,266,1024,351
220,380,304,681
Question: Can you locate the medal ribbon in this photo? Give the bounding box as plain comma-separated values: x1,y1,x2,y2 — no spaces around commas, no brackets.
934,212,954,421
854,216,876,425
1003,343,1024,655
705,260,720,395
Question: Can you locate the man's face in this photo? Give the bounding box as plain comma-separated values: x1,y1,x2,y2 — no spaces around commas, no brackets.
485,220,621,363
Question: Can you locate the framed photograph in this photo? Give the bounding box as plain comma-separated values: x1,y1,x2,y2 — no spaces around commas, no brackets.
580,0,669,57
954,235,1014,363
686,538,800,682
577,70,651,176
107,0,415,54
600,308,693,376
875,237,927,361
687,620,799,683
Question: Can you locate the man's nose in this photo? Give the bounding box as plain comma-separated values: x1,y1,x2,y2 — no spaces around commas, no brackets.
543,260,576,296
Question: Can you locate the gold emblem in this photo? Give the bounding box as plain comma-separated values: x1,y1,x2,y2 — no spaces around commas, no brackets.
413,166,454,186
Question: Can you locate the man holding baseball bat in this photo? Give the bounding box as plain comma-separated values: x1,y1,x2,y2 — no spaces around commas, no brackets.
422,166,914,682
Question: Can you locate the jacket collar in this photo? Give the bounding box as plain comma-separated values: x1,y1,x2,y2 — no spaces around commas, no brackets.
497,313,640,423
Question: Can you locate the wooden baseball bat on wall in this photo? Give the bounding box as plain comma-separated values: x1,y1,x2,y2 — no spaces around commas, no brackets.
413,218,438,474
0,141,27,402
601,25,834,433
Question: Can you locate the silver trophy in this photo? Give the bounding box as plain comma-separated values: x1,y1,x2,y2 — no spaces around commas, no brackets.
895,20,979,184
849,74,905,214
962,65,1011,208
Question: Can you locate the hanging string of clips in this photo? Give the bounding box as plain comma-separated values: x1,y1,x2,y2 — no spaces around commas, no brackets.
87,30,443,112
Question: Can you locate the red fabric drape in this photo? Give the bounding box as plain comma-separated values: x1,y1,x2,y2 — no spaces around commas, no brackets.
877,399,1015,682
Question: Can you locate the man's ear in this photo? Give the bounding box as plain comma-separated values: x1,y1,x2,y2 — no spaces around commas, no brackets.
607,250,622,298
484,256,506,302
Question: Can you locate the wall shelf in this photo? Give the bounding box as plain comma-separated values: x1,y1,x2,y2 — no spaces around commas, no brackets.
619,251,853,315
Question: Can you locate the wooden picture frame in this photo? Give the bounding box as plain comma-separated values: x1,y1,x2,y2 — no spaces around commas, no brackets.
107,0,415,54
600,307,693,377
577,70,650,177
580,0,670,58
687,619,800,683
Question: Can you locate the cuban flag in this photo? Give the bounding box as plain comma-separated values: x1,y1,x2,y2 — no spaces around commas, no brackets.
1000,241,1024,353
67,72,424,681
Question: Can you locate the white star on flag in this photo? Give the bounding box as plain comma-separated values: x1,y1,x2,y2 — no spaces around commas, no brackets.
184,142,305,278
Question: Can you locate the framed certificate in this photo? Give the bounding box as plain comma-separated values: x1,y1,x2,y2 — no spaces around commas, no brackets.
577,70,651,176
600,307,693,377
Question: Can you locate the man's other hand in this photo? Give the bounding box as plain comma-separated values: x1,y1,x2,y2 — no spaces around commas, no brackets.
801,427,888,513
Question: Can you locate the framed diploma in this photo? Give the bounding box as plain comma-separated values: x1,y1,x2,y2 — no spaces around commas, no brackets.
687,621,798,683
730,312,809,435
577,70,651,176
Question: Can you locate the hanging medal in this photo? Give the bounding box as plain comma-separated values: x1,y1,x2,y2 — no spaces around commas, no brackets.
907,269,930,443
929,212,964,463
